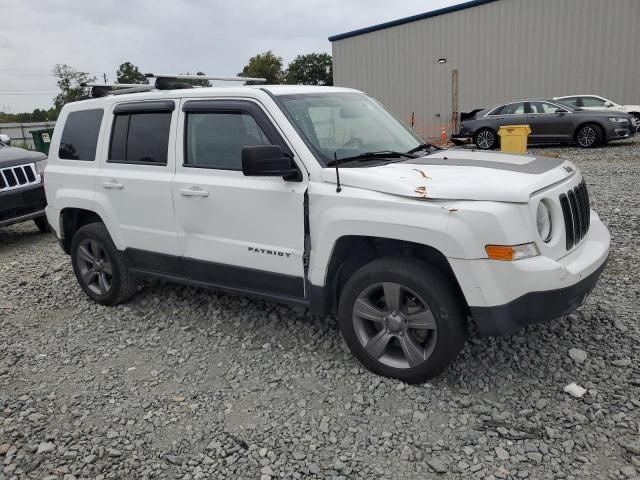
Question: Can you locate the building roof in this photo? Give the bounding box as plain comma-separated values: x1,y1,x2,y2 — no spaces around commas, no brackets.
328,0,500,42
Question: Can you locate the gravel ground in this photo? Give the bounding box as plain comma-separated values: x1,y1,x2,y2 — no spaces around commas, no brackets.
1,137,639,480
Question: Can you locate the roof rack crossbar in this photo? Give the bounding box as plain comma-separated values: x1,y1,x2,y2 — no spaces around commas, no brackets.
145,73,267,84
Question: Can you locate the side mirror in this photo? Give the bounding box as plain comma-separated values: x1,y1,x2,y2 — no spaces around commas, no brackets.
555,108,567,114
242,145,300,181
0,134,11,145
603,101,613,107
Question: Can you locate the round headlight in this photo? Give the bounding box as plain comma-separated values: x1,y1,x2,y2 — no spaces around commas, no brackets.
536,201,552,242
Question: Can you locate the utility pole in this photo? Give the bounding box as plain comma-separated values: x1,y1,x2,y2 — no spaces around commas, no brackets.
103,73,108,84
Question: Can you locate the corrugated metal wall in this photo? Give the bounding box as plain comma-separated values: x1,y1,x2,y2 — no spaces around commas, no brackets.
0,122,56,149
332,0,640,138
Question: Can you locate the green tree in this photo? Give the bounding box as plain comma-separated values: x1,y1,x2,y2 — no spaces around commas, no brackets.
238,51,284,84
178,72,211,87
52,64,95,110
116,62,148,84
285,53,333,86
0,107,59,123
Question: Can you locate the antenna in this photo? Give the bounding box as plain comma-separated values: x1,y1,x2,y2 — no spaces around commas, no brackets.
334,152,342,193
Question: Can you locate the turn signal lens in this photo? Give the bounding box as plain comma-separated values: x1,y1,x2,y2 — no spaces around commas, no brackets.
485,243,539,261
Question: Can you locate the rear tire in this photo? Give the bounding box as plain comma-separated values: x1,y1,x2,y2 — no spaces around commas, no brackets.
474,128,498,150
337,257,467,383
33,216,50,233
71,223,138,305
576,123,603,148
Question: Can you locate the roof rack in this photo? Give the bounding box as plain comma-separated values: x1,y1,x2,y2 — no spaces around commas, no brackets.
81,83,154,98
82,73,267,99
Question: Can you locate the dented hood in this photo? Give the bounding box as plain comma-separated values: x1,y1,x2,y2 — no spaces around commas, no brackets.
320,150,576,202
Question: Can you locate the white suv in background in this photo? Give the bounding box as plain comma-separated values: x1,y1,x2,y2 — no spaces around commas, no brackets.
555,94,640,130
44,81,610,383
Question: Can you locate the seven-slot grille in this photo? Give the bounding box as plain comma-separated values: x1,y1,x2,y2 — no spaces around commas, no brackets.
0,164,39,192
559,180,590,250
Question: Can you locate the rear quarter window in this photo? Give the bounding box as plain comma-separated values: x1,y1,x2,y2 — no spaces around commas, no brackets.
58,109,104,161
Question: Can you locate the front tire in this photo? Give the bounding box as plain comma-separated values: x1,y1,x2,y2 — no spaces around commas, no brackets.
576,123,603,148
337,257,467,383
474,128,498,150
71,223,138,305
33,216,50,233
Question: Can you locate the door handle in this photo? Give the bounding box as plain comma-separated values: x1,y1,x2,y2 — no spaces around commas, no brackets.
179,187,209,197
102,180,124,189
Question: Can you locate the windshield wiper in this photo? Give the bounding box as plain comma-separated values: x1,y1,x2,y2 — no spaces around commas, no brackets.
407,143,442,154
327,150,417,166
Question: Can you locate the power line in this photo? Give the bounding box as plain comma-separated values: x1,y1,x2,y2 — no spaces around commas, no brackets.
0,93,57,96
0,89,58,92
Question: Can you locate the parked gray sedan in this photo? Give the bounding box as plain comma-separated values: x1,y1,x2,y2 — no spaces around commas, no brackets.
456,99,636,149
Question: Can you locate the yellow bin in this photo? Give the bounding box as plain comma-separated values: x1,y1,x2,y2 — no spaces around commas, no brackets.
498,125,531,154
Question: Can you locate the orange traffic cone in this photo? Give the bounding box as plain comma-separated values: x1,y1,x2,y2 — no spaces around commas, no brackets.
440,128,447,145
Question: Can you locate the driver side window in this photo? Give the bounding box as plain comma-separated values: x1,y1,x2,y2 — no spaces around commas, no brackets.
184,111,271,170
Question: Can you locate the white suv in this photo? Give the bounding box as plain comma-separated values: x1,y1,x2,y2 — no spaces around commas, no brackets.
45,82,610,383
555,94,640,129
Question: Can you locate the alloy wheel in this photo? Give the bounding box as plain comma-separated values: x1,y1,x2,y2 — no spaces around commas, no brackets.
76,239,113,296
477,130,494,149
352,282,438,369
577,126,596,147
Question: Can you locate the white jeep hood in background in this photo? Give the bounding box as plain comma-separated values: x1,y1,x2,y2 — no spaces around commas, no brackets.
320,150,577,203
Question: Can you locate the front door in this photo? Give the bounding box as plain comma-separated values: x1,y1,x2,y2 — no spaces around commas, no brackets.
172,98,307,299
526,101,574,143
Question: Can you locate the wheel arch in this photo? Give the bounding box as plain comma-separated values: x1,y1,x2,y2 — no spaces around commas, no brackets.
311,235,469,318
474,126,499,149
573,121,604,141
60,208,106,254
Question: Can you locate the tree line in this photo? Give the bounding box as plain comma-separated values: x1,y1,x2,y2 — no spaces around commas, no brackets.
0,51,332,123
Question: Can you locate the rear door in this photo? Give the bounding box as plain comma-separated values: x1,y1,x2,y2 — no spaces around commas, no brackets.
96,100,180,255
526,101,574,142
172,98,307,299
485,102,528,129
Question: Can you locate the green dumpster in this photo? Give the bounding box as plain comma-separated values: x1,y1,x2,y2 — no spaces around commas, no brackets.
31,128,55,155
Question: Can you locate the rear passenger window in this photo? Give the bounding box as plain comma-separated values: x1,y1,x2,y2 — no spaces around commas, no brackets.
561,97,579,107
109,107,172,165
501,103,525,115
59,109,103,161
185,112,271,170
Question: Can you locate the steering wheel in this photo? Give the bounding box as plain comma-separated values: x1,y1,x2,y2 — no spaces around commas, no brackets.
344,137,364,148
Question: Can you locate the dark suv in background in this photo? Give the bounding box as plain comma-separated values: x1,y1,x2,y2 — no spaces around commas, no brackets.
457,99,636,149
0,137,49,232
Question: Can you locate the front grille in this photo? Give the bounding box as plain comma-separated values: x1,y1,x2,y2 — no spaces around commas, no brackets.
0,164,40,192
559,180,590,250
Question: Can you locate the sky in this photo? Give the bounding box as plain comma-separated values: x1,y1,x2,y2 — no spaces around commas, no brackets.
0,0,464,113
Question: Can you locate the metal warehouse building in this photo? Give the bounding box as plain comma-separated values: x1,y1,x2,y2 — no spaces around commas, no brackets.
329,0,640,139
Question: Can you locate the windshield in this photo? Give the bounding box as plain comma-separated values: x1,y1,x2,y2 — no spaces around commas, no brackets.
276,92,423,165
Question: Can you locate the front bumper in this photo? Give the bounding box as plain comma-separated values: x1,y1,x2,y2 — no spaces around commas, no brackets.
450,212,610,336
605,121,636,140
0,183,46,227
470,259,606,336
